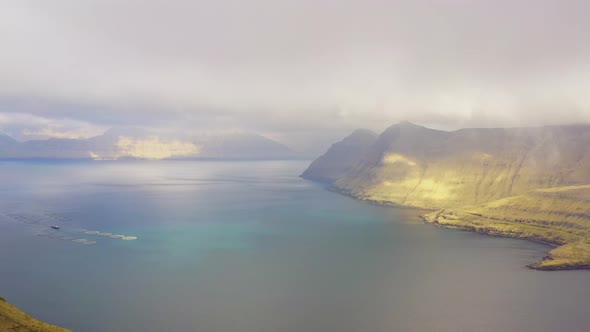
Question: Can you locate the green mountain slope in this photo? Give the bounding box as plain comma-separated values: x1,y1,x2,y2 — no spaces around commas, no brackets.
302,122,590,269
0,296,70,332
423,185,590,269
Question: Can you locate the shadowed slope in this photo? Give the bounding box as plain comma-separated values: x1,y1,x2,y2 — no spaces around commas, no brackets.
301,129,377,183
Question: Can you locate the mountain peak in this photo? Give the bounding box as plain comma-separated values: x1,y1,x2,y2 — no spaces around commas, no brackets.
392,121,426,130
342,129,378,145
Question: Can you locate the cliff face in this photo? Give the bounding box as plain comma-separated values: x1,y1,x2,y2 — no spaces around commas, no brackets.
300,129,377,183
313,122,590,209
302,122,590,269
0,296,70,332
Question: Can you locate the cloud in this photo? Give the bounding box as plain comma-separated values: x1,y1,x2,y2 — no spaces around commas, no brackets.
1,0,590,153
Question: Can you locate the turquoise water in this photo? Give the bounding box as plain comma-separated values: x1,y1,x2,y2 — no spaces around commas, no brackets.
1,160,589,332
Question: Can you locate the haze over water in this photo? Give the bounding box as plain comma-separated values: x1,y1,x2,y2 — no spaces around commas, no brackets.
1,160,589,332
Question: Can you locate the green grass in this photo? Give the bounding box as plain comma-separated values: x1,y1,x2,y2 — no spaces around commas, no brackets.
423,185,590,270
0,296,70,332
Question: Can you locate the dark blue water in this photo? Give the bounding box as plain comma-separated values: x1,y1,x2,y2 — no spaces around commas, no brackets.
1,160,589,332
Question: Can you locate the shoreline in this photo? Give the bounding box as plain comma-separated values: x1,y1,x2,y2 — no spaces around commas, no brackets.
312,179,590,271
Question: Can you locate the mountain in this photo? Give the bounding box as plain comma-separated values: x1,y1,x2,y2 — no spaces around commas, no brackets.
300,129,377,183
0,134,17,156
0,129,297,160
192,132,297,160
302,122,590,270
0,134,16,144
0,296,70,331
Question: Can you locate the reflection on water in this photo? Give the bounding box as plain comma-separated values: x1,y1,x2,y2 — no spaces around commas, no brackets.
0,160,589,332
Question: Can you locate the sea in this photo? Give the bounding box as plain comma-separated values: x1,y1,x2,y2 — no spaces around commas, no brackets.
0,160,589,332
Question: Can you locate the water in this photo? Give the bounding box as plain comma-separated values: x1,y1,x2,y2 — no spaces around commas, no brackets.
0,160,589,332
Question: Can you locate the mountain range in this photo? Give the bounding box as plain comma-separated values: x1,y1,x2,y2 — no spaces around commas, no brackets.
0,128,297,160
302,121,590,270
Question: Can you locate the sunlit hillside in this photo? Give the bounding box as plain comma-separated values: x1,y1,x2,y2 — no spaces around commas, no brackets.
0,297,70,332
302,122,590,269
424,185,590,269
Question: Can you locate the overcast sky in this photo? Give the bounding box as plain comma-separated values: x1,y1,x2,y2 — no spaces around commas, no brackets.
1,0,590,153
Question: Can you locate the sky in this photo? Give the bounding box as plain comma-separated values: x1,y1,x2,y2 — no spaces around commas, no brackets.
1,0,590,154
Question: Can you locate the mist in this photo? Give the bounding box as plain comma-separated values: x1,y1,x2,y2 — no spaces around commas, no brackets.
1,0,590,153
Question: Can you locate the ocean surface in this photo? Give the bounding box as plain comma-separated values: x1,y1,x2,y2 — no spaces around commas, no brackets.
1,160,589,332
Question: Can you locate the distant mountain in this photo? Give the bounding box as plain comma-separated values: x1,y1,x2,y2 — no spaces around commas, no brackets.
0,134,16,144
0,128,297,160
302,122,590,270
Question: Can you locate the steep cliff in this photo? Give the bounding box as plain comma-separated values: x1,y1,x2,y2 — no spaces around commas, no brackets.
303,122,590,269
326,122,590,209
301,129,377,183
0,296,70,332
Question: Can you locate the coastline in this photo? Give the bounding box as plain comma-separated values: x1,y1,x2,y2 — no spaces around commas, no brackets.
421,212,590,271
317,180,590,271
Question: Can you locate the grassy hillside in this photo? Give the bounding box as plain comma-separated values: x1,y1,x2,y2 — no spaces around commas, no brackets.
330,122,590,210
423,185,590,270
0,297,70,332
303,122,590,270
